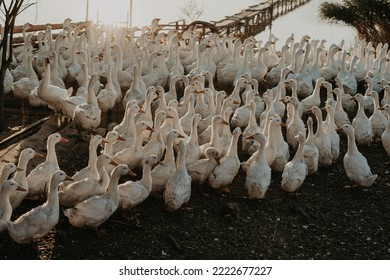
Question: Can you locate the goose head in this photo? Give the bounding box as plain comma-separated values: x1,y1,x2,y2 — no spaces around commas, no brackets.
136,121,154,133
111,164,133,177
1,179,25,194
48,133,69,145
104,131,124,144
204,147,221,165
49,170,73,191
20,148,43,162
212,115,229,126
246,131,266,146
144,155,159,168
338,124,354,137
167,129,185,142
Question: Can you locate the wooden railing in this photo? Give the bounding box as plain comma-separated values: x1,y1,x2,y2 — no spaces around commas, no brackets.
6,0,311,44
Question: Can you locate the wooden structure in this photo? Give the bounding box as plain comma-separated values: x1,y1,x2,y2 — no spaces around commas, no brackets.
212,0,311,38
7,0,311,43
158,0,311,39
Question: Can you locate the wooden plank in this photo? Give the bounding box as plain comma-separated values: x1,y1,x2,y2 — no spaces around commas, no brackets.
0,116,51,150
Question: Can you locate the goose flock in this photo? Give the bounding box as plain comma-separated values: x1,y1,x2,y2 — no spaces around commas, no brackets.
1,18,390,243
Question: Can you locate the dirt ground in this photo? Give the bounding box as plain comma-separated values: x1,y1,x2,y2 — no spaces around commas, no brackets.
1,86,390,260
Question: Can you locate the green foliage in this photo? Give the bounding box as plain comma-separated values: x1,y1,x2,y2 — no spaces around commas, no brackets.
319,0,390,44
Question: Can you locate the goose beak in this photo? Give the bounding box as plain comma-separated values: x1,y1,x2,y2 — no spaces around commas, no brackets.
16,184,27,192
34,152,44,159
65,175,74,181
138,107,146,113
222,120,230,125
101,139,109,144
110,160,119,166
117,135,126,141
146,125,154,132
233,100,240,105
178,134,186,138
15,167,24,171
246,135,255,140
280,122,286,127
129,170,137,177
379,107,384,111
60,137,69,143
215,157,221,165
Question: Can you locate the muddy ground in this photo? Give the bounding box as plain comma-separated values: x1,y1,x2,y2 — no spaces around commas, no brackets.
0,88,390,260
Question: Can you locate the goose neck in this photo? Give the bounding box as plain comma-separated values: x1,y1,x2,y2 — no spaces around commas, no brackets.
226,132,239,158
46,140,58,166
140,164,153,189
346,132,359,155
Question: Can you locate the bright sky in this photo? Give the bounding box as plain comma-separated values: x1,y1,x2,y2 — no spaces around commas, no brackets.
16,0,258,27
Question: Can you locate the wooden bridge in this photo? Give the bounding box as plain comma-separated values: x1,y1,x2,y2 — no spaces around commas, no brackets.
169,0,311,39
8,0,311,43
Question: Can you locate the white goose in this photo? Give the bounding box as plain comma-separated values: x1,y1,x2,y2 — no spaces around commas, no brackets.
118,155,159,216
12,55,39,102
199,115,228,157
301,77,325,112
219,107,234,157
185,113,202,166
7,170,72,244
187,147,221,196
150,129,183,197
381,84,390,107
310,106,333,167
0,163,20,188
143,110,167,161
351,93,373,145
244,131,271,199
72,73,102,135
37,58,72,112
164,140,192,211
0,180,25,233
339,124,377,187
97,62,117,113
103,131,125,157
179,94,196,136
380,104,390,156
231,89,256,129
209,127,241,193
269,114,290,173
64,165,133,229
123,64,144,108
112,102,140,155
136,88,158,142
333,88,351,128
113,121,154,171
367,90,387,139
27,133,68,196
242,100,261,154
286,96,306,151
58,154,116,208
323,104,340,162
281,132,308,192
303,117,319,175
9,148,42,209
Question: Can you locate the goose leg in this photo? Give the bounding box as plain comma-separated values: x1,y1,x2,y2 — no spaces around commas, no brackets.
198,183,209,197
219,186,231,197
